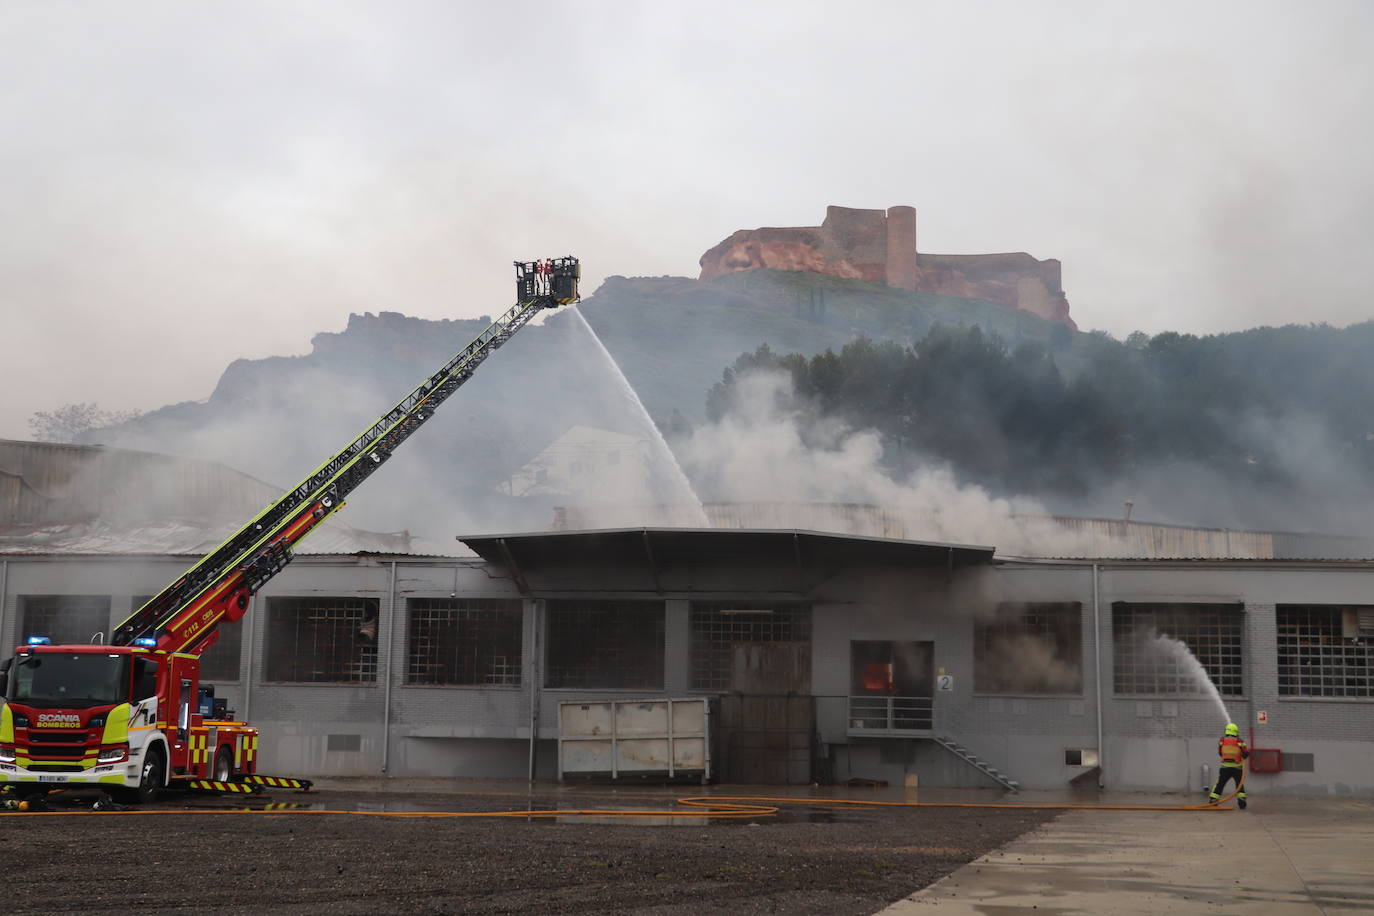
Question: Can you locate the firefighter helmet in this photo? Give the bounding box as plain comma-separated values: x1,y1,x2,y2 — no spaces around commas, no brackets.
1225,722,1239,736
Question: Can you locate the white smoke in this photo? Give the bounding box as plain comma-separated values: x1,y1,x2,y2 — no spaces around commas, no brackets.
674,370,1129,556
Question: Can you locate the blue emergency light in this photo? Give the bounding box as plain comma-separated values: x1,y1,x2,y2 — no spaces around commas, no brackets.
133,638,157,648
26,636,50,646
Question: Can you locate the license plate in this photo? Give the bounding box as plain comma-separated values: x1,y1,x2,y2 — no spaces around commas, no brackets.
37,774,68,783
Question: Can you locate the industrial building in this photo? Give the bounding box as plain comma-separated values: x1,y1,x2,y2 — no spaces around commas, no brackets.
3,439,1372,795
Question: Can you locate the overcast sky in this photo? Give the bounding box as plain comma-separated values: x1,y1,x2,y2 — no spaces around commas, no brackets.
3,0,1372,440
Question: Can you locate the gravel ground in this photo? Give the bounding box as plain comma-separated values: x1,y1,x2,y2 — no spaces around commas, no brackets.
0,787,1057,914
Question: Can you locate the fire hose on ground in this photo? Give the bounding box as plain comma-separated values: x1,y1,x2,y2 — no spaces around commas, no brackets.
0,770,1247,818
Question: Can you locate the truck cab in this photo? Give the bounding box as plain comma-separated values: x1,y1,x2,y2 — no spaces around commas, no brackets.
0,640,256,802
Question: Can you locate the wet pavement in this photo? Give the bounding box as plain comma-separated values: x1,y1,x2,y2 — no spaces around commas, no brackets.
15,777,1372,913
881,791,1374,914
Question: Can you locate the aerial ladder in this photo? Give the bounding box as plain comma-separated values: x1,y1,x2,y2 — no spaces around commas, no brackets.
0,258,579,805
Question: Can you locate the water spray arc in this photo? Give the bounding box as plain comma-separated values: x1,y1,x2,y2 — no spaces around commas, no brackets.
1151,634,1233,727
568,306,709,526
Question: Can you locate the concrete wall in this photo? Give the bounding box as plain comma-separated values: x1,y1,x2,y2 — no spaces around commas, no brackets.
991,563,1374,796
2,553,1370,794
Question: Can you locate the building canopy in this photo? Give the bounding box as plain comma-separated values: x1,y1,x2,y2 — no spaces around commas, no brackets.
458,527,994,596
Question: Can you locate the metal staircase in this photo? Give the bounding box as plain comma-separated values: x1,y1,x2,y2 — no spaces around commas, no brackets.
931,737,1019,791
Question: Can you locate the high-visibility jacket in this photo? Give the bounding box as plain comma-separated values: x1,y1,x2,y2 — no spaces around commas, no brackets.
1219,736,1248,767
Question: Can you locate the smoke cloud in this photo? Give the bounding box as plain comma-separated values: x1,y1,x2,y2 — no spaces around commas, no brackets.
673,370,1127,557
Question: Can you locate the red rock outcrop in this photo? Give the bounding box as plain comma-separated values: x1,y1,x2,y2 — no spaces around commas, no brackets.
699,205,1075,327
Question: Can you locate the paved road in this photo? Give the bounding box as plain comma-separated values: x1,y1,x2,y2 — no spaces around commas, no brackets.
883,794,1374,914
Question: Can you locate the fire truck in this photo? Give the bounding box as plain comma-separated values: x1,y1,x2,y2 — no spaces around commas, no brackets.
0,259,580,804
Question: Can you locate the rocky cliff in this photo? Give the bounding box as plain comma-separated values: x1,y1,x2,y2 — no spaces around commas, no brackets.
699,205,1075,327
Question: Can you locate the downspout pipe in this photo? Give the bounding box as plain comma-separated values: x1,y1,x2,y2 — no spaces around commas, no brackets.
528,599,541,782
1093,563,1105,789
0,560,8,650
381,560,397,774
0,559,8,653
243,594,256,723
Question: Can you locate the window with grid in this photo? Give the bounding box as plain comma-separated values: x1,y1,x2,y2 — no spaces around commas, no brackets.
19,596,110,646
407,598,523,686
544,600,663,689
975,602,1083,694
1112,603,1243,696
265,597,378,684
1277,605,1372,698
131,595,242,682
689,601,812,691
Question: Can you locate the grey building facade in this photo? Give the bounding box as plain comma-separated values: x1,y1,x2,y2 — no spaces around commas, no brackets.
2,529,1371,796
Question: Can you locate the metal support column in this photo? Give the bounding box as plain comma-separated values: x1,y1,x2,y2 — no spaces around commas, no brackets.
527,598,543,781
1093,563,1105,789
381,561,398,773
243,594,256,723
0,560,8,652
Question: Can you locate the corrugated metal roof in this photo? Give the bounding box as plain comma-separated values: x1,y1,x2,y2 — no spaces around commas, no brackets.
996,554,1374,567
0,517,424,556
0,438,278,526
0,439,454,557
553,503,1374,561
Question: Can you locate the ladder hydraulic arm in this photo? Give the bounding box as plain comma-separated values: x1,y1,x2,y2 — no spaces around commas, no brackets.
111,258,580,654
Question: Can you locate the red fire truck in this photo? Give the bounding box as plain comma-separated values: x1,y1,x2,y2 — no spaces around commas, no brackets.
0,259,580,804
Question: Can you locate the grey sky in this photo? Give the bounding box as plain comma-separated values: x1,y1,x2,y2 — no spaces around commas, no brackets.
3,0,1372,440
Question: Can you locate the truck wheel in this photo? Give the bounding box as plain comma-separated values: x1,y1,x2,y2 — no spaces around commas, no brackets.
120,745,165,805
213,747,234,782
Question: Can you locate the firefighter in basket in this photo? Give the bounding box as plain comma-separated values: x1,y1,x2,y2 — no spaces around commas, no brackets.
1209,722,1249,808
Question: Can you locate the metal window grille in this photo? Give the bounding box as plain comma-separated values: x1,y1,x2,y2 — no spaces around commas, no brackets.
406,598,523,686
1277,605,1372,698
198,618,244,682
1112,603,1244,696
19,595,110,646
265,597,378,684
974,602,1083,694
544,600,664,689
131,595,241,682
689,602,812,691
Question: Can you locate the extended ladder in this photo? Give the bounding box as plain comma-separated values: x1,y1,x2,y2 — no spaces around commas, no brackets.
112,258,580,653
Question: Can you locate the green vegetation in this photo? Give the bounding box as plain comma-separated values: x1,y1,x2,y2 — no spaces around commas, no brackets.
704,321,1374,532
578,269,1094,430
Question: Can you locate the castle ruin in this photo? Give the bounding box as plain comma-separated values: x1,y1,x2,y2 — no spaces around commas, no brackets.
698,205,1074,327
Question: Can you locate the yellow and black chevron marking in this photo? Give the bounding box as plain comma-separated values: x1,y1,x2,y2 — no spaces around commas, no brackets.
187,779,262,795
189,733,210,766
242,774,314,791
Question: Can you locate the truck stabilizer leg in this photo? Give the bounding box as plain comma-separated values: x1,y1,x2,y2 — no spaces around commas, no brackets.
242,774,315,793
186,779,264,795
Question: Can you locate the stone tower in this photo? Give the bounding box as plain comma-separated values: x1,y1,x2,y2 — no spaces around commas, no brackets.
884,205,917,291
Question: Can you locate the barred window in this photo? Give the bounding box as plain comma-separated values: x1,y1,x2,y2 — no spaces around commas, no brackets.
1112,603,1243,696
265,597,378,684
19,595,110,646
407,598,523,686
1277,605,1372,699
131,595,241,683
545,600,663,689
689,601,811,692
975,603,1083,694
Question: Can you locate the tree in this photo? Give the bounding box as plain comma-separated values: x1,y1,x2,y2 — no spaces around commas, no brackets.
27,403,143,443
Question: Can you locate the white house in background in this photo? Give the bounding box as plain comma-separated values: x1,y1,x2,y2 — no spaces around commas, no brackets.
507,425,654,502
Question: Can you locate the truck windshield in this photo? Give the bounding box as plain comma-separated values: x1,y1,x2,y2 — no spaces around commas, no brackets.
8,653,128,709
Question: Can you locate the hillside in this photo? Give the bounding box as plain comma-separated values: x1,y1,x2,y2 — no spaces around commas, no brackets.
80,270,1079,536
579,269,1085,426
